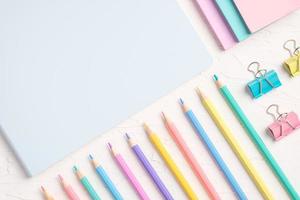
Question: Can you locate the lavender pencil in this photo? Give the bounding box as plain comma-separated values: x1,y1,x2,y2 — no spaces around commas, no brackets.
125,134,174,200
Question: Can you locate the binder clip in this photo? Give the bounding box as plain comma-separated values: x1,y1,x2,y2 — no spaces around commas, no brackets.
266,104,300,141
283,39,300,77
246,62,282,99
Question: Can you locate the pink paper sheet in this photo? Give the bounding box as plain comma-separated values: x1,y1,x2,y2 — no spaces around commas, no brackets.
234,0,300,32
196,0,236,50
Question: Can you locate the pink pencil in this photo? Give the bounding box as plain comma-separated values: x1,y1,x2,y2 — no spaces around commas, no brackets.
108,143,150,200
58,175,80,200
162,112,220,200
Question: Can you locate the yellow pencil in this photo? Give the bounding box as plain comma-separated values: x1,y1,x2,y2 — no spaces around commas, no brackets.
41,186,55,200
196,88,274,200
143,123,199,200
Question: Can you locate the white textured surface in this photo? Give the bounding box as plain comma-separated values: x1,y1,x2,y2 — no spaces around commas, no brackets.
0,1,300,199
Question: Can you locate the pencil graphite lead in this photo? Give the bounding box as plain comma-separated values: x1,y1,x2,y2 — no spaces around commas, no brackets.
73,165,79,172
213,74,223,88
161,112,168,123
179,98,190,112
213,74,219,81
179,98,184,105
108,142,112,150
88,154,94,160
125,133,130,140
58,174,64,182
41,185,46,192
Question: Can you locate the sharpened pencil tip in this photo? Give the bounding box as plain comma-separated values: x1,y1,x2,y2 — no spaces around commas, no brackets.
161,112,166,121
213,74,223,88
179,98,190,112
161,112,171,123
58,174,63,182
179,98,184,105
88,154,94,160
213,74,218,81
196,87,206,99
107,142,112,150
73,165,78,172
108,142,118,155
125,133,131,140
143,123,152,135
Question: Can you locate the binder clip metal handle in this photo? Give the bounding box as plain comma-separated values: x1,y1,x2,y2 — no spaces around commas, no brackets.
247,61,267,78
266,104,288,122
266,104,300,141
283,39,300,76
283,39,299,57
246,62,280,98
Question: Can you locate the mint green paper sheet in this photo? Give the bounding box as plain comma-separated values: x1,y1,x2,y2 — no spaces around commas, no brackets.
214,0,250,41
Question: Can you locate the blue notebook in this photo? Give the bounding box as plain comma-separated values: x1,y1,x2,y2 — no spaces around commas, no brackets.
0,0,212,175
214,0,250,41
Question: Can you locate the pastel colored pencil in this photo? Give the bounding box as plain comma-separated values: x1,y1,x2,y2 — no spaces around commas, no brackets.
213,74,300,200
143,123,198,200
108,143,150,200
58,175,80,200
41,186,55,200
125,133,174,200
162,112,220,200
89,155,123,200
179,99,247,200
196,89,274,200
73,166,101,200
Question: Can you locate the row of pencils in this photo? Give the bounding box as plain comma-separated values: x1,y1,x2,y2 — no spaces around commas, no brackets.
41,75,299,200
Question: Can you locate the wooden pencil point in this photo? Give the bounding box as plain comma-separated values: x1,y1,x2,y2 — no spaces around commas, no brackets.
125,133,130,140
213,74,219,81
73,166,84,180
88,154,94,160
125,133,135,147
179,98,184,105
161,112,167,121
108,142,112,150
143,123,152,135
58,174,63,182
161,112,171,123
89,154,99,168
58,174,68,188
73,165,78,172
108,142,118,156
41,185,55,200
195,87,206,100
213,74,223,88
179,98,189,112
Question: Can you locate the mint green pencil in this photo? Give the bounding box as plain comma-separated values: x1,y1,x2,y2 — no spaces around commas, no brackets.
213,74,299,200
73,166,101,200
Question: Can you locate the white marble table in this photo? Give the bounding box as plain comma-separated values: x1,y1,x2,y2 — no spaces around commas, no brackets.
0,1,299,199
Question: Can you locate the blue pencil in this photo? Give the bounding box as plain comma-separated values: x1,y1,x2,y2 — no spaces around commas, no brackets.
89,155,123,200
179,98,247,200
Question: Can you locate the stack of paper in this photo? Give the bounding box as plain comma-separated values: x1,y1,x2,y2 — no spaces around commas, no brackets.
195,0,300,49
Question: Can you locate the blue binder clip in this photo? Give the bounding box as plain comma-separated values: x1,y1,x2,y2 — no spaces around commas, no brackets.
247,62,282,99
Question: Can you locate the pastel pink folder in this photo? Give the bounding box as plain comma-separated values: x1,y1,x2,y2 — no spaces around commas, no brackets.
267,112,300,141
196,0,236,50
233,0,300,32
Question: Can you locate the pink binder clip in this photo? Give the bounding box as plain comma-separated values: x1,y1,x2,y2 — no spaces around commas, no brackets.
266,104,300,141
